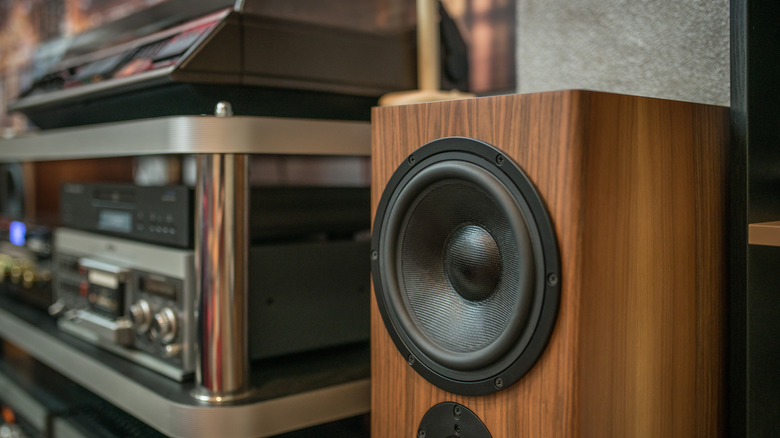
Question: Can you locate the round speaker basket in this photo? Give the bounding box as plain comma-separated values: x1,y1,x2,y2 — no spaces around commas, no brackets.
371,137,560,396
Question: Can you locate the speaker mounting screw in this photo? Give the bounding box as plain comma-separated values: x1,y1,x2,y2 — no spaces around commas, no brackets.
454,424,462,434
495,154,505,165
418,429,426,438
453,405,462,418
408,155,416,165
494,377,504,389
371,250,378,261
546,273,559,286
407,354,416,366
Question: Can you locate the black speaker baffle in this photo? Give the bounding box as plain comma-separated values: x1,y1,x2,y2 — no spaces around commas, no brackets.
417,402,492,438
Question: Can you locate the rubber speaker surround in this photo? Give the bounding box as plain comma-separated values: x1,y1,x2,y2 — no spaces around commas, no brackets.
371,137,560,396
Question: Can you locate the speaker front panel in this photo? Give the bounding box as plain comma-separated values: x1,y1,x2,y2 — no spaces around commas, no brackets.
370,91,727,437
371,137,561,396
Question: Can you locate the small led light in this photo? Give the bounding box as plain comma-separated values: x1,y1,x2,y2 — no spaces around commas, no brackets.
9,221,26,246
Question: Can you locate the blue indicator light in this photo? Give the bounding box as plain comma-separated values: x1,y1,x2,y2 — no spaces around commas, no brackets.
9,221,26,246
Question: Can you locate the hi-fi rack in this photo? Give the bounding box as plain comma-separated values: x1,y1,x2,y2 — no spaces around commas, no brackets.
0,115,371,438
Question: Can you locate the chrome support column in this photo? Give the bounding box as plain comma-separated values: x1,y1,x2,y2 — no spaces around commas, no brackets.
192,153,251,402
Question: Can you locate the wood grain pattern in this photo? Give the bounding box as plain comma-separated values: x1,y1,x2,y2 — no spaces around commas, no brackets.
370,90,727,437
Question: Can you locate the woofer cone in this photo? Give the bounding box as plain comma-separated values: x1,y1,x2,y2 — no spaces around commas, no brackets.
372,137,560,396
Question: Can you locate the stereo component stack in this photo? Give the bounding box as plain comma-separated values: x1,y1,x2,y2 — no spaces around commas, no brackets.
0,220,53,311
51,183,371,381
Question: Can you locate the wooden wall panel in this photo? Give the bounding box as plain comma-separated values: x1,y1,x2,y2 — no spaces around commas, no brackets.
28,157,135,222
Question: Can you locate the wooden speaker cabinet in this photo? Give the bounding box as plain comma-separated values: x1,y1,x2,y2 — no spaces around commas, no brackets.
370,90,727,437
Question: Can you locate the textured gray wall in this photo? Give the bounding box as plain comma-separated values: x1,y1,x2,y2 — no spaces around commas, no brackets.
516,0,729,106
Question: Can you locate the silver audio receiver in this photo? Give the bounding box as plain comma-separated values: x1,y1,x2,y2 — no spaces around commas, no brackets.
52,227,196,381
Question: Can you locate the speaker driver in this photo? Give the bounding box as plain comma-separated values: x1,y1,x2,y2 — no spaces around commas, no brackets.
372,137,560,396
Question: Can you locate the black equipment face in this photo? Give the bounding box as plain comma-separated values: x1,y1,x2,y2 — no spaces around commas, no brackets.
371,137,561,396
60,183,193,249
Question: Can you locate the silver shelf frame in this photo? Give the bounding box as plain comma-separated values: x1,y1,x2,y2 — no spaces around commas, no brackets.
0,115,370,161
0,115,371,436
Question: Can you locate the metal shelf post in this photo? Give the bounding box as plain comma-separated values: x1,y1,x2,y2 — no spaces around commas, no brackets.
193,153,251,401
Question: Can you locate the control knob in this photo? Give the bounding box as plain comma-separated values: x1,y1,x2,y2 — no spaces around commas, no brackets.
150,307,177,344
128,300,152,334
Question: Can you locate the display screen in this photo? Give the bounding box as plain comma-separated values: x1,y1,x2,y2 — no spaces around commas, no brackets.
140,276,178,299
98,210,132,233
